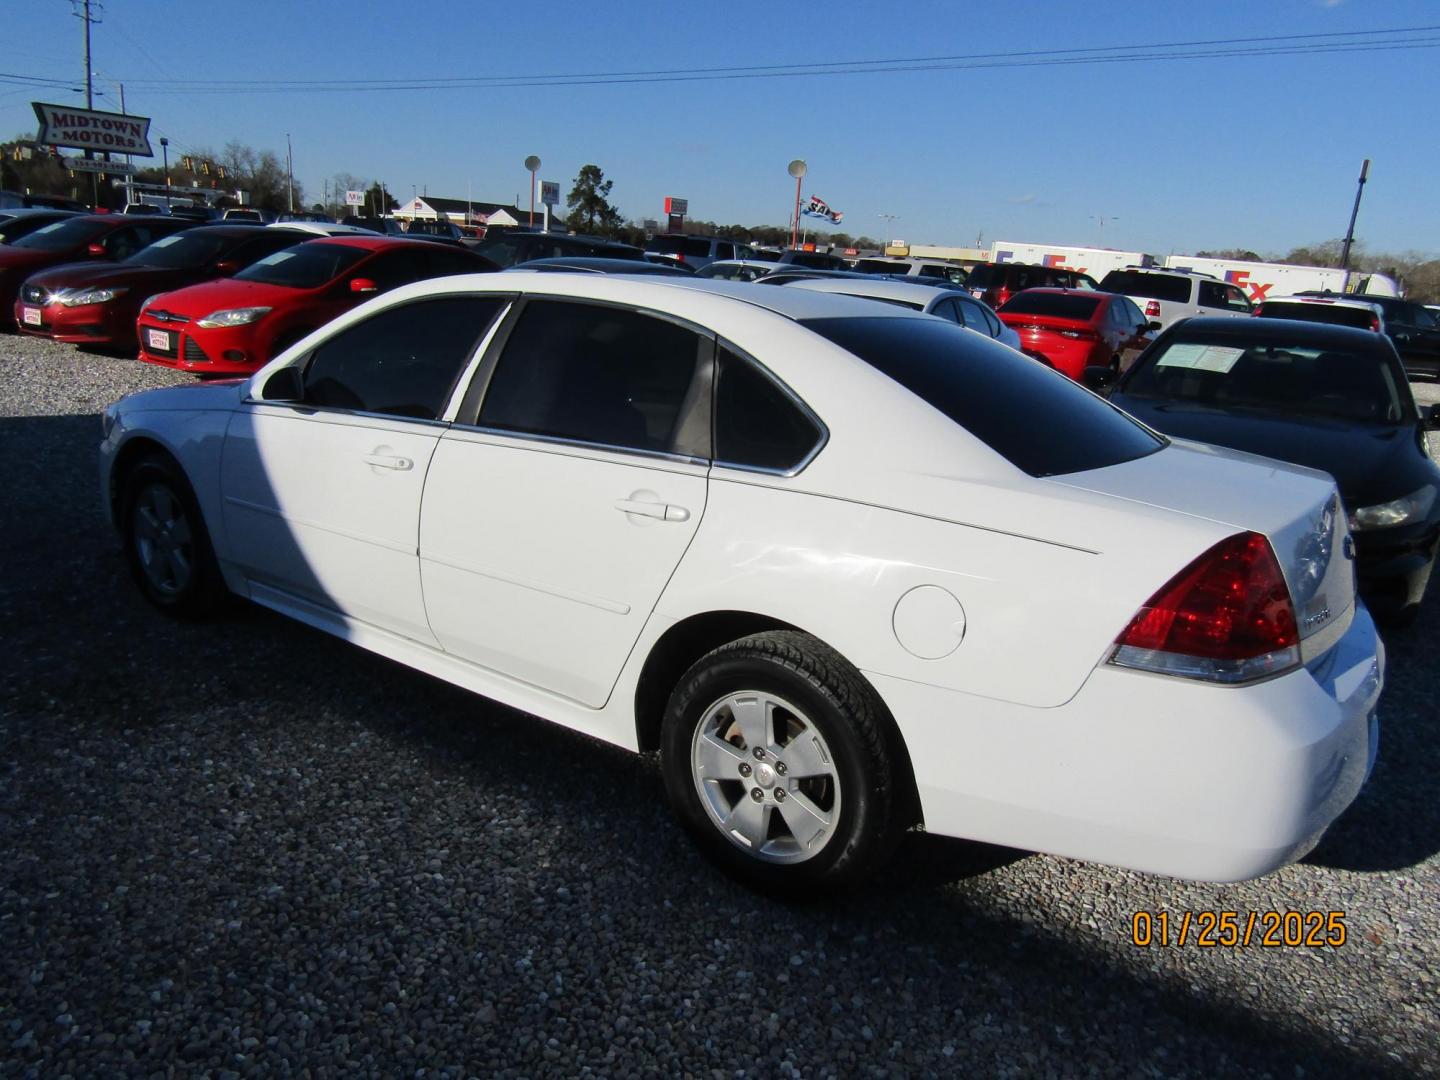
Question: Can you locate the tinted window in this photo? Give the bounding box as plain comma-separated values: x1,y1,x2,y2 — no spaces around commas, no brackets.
715,348,822,471
479,300,706,455
12,218,110,251
930,299,961,323
124,230,230,268
1258,302,1376,330
236,243,369,288
1101,270,1191,303
303,296,505,419
800,316,1163,477
954,298,986,331
998,292,1102,320
854,259,902,275
716,241,735,260
649,235,711,257
1121,332,1409,425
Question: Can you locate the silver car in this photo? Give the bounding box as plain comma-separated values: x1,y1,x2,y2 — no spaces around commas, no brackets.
779,277,1023,351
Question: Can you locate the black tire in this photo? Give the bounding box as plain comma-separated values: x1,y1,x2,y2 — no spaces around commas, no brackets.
660,630,901,896
119,453,226,618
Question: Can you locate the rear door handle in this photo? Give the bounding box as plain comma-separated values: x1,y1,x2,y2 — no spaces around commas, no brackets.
364,453,413,470
614,498,690,522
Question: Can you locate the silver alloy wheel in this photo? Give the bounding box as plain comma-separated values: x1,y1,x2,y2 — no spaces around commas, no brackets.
131,481,194,597
690,690,842,864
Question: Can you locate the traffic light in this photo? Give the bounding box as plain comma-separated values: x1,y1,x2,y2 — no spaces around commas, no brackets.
182,155,194,171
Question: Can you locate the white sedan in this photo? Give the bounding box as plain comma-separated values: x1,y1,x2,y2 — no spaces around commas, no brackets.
101,273,1382,894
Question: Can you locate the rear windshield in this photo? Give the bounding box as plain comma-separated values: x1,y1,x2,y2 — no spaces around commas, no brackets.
11,218,109,251
1258,302,1375,329
1121,332,1410,425
853,259,903,274
964,265,996,288
802,316,1163,477
1101,270,1190,303
998,292,1102,319
649,235,711,257
234,243,368,288
125,231,230,268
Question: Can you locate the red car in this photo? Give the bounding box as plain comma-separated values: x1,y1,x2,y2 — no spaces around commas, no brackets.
135,236,497,375
0,214,191,330
997,288,1155,380
15,225,311,351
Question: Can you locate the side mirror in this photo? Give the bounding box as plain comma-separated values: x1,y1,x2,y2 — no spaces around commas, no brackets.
213,259,240,275
349,277,378,294
261,366,305,402
1082,365,1118,393
86,242,106,257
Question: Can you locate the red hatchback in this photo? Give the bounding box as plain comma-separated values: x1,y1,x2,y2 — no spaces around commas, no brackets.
997,288,1155,380
15,225,310,351
135,236,496,375
1,214,191,329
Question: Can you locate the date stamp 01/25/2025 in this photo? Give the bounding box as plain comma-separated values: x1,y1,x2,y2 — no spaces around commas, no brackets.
1131,910,1349,948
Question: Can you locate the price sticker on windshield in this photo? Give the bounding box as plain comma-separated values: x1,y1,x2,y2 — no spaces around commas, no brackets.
1155,343,1244,373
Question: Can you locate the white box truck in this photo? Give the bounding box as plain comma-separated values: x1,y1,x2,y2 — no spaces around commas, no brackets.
989,241,1156,282
1161,255,1400,302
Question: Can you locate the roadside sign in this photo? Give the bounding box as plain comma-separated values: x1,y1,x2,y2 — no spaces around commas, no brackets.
344,190,365,206
62,157,136,175
32,102,154,156
664,196,688,216
540,181,559,206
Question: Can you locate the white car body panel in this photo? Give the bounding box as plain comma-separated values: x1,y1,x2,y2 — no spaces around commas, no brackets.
99,273,1383,882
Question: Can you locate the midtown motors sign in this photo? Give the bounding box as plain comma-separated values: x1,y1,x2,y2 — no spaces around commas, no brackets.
32,102,154,156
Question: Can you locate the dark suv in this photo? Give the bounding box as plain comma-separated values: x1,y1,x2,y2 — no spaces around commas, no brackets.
966,262,1098,309
1292,291,1440,378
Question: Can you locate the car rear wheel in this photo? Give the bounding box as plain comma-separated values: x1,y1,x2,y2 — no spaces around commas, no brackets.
660,630,900,895
120,454,225,618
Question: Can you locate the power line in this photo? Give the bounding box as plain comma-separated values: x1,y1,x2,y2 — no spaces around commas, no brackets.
5,25,1439,96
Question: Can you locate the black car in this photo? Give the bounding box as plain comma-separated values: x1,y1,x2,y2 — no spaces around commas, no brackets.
472,231,645,268
1099,317,1440,624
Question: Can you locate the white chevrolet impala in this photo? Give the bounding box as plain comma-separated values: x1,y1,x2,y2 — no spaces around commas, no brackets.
100,273,1382,894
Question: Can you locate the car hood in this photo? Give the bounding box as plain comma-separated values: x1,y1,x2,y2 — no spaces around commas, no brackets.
0,246,73,271
146,277,305,316
113,379,248,416
25,261,195,292
1111,395,1434,507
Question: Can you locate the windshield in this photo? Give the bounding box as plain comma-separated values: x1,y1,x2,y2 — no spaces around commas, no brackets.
1121,333,1410,425
1101,270,1190,302
233,243,368,287
999,292,1102,320
124,231,230,268
12,218,109,251
802,315,1163,476
1258,302,1376,330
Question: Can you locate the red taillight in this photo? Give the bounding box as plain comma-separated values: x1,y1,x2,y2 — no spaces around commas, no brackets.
1111,532,1299,683
1144,300,1161,317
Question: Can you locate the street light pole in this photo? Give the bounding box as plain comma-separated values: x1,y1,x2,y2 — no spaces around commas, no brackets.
1339,159,1370,276
285,132,294,212
525,155,541,228
160,137,170,206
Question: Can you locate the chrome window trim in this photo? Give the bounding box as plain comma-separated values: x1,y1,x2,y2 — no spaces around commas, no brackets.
445,423,710,469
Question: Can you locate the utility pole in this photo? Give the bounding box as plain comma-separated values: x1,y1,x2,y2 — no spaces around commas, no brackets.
1339,159,1370,276
285,133,294,212
73,0,101,207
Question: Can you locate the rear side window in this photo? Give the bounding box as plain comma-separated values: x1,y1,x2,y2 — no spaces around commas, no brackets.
714,348,823,472
800,316,1163,477
479,300,708,456
303,296,505,419
1101,271,1190,303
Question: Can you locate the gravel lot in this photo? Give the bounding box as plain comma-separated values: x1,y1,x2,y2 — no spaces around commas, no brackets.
2,333,1437,1078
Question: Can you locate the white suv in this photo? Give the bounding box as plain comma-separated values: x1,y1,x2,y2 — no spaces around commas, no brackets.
1099,267,1252,330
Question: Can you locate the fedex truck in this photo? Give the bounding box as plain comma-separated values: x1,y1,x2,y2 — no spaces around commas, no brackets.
989,241,1156,282
1162,255,1400,302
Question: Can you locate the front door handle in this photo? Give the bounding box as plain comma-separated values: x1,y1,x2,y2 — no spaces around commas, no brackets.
364,453,413,470
614,498,668,519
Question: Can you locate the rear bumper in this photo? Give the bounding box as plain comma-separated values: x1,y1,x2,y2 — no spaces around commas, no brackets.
868,604,1383,881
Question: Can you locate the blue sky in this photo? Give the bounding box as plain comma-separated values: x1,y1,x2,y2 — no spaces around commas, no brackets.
8,0,1438,258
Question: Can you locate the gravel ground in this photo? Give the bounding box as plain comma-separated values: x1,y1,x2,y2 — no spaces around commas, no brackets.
2,333,1437,1078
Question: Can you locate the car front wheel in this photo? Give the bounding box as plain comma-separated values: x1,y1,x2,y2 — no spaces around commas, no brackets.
660,631,901,895
120,454,225,618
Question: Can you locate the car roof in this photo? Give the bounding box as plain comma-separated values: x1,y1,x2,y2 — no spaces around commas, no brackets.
508,257,693,275
705,259,787,270
1170,315,1389,347
783,277,970,303
293,234,434,251
1259,295,1381,311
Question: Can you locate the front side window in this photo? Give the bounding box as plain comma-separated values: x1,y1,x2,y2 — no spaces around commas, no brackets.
478,300,708,456
714,347,823,472
301,296,506,419
1223,285,1252,312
